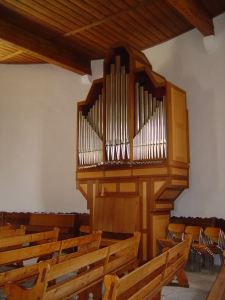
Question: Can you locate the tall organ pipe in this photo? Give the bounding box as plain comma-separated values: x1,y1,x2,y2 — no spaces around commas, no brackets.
133,84,167,160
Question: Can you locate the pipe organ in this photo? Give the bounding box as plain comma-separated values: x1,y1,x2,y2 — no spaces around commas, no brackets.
76,43,190,263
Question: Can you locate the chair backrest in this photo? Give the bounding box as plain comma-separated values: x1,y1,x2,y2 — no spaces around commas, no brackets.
185,226,203,243
204,227,221,244
167,223,185,241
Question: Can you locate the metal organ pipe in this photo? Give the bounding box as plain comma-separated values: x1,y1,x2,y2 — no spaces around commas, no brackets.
78,93,103,165
105,56,130,161
78,55,166,167
133,84,167,160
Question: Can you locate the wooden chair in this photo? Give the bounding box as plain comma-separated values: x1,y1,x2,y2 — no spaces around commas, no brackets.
157,223,185,254
192,227,225,273
184,225,204,271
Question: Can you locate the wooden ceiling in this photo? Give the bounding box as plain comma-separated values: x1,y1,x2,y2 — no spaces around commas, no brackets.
0,0,224,75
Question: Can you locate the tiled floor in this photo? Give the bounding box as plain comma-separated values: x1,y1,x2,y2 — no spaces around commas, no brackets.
0,264,219,300
161,267,219,300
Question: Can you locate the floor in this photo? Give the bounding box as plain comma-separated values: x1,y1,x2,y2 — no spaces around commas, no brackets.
0,264,219,300
161,266,219,300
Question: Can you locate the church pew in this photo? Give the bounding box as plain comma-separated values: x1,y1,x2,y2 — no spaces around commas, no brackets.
0,227,59,265
4,232,141,300
206,250,225,300
26,213,77,240
0,225,26,239
0,231,102,289
0,223,11,231
102,234,192,300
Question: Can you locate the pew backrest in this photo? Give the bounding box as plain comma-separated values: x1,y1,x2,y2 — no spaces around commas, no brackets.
26,213,76,240
0,231,102,289
103,234,192,300
0,223,11,231
4,232,141,300
0,225,26,239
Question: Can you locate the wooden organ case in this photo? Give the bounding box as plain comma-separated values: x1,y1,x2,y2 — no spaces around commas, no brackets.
76,43,189,263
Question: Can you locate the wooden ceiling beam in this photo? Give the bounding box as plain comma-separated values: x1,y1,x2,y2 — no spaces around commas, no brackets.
0,19,91,75
165,0,214,36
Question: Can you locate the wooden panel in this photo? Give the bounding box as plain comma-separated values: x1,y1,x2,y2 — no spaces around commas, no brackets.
158,189,181,200
151,213,170,258
154,181,166,194
105,170,132,177
93,197,138,234
79,183,87,194
77,171,104,179
171,167,188,176
172,179,188,186
142,233,148,262
120,182,136,192
133,167,168,176
29,213,74,227
142,182,147,229
155,203,173,209
101,183,117,193
171,87,188,164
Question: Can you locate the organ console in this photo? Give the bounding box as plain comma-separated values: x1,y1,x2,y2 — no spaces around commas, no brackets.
76,43,190,263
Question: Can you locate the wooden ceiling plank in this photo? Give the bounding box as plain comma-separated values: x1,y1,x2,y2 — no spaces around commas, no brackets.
48,0,92,27
165,0,214,36
197,0,225,17
0,18,91,75
86,27,118,46
91,26,119,45
3,0,72,32
0,3,64,40
81,0,115,18
34,0,85,29
105,19,146,48
128,9,167,41
155,1,191,31
78,30,110,52
121,12,157,45
147,3,182,35
60,0,157,37
142,5,175,38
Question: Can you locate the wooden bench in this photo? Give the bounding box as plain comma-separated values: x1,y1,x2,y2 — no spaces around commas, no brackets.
26,213,76,240
102,233,192,300
0,225,26,238
0,223,11,231
0,227,59,266
1,212,30,229
206,250,225,300
0,231,102,290
4,232,141,300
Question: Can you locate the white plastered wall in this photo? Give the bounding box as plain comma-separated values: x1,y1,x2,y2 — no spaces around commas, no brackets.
0,64,91,213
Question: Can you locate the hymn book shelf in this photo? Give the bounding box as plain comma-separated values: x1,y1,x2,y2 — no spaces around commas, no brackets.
76,42,190,263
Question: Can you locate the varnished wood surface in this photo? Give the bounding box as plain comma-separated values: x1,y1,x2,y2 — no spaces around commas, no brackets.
0,1,224,74
207,250,225,300
102,234,192,300
0,232,102,290
4,232,141,300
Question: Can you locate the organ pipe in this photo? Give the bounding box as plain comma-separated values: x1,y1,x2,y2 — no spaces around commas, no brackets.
78,55,167,166
133,83,167,160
